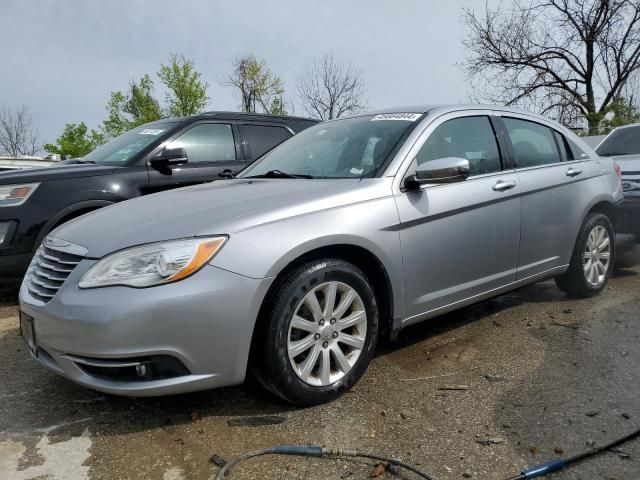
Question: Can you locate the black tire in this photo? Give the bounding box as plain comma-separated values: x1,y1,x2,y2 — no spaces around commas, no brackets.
555,213,615,298
252,259,379,406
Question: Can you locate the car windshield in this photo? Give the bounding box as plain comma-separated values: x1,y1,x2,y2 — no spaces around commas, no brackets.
238,113,423,179
81,122,178,165
596,126,640,157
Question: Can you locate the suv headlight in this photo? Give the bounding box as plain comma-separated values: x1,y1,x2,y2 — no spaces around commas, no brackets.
79,236,227,289
0,183,39,207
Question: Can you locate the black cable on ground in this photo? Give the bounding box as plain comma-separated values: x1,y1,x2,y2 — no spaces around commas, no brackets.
505,426,640,479
212,445,435,480
213,427,640,480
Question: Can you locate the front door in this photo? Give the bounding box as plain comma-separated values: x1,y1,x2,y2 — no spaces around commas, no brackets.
394,114,521,322
146,122,246,194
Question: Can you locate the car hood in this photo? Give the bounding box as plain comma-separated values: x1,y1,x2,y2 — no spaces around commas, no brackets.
53,178,391,258
0,163,115,183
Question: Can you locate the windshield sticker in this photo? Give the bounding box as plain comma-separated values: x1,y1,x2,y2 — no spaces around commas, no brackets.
349,167,364,175
139,129,164,135
370,113,422,122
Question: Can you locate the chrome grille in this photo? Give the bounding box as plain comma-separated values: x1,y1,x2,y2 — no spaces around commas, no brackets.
26,246,83,302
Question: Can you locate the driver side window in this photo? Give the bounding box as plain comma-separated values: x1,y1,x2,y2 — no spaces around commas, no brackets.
417,116,502,176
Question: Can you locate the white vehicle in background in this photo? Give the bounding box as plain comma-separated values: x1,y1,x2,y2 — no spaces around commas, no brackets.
0,156,58,173
596,124,640,268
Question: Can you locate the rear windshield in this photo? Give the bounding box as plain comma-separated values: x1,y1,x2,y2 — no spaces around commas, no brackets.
596,126,640,157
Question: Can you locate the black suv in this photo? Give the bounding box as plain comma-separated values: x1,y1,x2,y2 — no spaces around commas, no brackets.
0,112,317,284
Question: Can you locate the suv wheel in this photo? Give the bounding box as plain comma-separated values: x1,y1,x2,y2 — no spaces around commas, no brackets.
253,259,379,406
555,213,615,297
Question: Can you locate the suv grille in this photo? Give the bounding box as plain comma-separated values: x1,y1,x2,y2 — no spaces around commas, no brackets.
26,246,83,302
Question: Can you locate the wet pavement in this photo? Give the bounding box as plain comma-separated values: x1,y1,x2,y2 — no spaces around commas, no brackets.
1,267,639,480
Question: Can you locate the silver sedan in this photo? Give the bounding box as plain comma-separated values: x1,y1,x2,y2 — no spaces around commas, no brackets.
19,105,623,405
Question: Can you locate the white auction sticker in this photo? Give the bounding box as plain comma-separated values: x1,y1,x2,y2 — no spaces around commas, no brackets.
139,129,164,135
370,113,422,122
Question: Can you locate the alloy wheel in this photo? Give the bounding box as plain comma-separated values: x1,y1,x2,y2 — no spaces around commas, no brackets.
287,281,367,387
583,225,611,287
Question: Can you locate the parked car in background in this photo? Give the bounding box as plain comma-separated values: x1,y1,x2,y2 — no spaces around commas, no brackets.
0,112,318,284
19,105,623,405
0,156,57,172
595,124,640,267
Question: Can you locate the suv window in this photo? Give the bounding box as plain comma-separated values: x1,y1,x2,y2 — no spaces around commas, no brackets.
503,118,560,167
596,126,640,156
240,124,292,159
416,116,502,176
167,123,236,163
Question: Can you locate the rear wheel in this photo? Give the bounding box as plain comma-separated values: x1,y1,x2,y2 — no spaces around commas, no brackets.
253,259,379,406
555,213,615,297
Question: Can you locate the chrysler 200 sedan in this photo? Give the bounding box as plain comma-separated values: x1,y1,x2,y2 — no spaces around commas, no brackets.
19,105,623,406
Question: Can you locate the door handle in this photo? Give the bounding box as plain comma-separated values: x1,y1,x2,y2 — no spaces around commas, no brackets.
492,180,517,192
566,168,583,177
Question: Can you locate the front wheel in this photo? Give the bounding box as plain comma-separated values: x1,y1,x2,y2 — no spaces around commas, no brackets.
253,259,379,406
555,213,615,297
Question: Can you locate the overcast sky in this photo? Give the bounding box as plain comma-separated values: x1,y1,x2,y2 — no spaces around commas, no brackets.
1,0,499,146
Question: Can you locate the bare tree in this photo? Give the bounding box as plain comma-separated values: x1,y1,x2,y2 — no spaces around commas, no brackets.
0,105,40,157
227,55,286,114
297,53,367,120
463,0,640,132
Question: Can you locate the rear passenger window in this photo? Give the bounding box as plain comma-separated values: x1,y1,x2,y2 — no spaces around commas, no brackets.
553,131,570,162
416,116,502,176
240,124,292,160
503,118,560,167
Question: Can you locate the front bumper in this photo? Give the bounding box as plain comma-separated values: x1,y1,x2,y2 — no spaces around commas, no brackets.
19,261,272,396
0,252,32,284
616,198,640,237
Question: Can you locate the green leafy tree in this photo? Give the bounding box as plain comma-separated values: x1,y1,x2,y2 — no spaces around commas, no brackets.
158,53,210,116
102,74,162,138
44,122,105,158
227,55,287,114
598,96,640,134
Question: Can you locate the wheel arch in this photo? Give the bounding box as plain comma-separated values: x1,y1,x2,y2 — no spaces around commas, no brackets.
34,200,115,250
248,243,396,369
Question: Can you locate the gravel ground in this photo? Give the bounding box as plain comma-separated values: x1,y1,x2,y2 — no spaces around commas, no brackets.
1,266,639,480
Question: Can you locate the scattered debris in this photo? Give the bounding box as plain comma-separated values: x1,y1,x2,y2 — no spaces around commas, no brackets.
340,470,353,479
400,411,412,420
554,447,563,454
621,351,629,357
227,415,286,427
492,319,503,327
209,454,227,468
611,447,631,460
483,374,505,383
552,320,580,329
370,461,389,477
438,385,470,391
621,413,631,420
174,438,184,445
190,411,200,422
476,437,504,446
563,309,573,314
463,473,472,478
585,410,600,417
529,446,538,454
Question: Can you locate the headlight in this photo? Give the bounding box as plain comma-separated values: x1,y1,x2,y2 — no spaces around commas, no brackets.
0,183,39,207
78,236,227,289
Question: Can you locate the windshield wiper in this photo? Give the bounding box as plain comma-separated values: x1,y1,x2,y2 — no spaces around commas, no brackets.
61,158,95,165
247,170,313,179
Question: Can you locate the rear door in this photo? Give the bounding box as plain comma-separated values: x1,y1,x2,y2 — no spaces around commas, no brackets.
497,115,594,279
145,121,245,193
238,123,293,163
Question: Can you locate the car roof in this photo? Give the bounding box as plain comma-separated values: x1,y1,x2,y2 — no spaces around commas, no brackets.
154,111,318,124
349,104,557,122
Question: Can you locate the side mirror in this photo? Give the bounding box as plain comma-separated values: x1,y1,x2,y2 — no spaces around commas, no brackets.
405,157,470,189
150,147,188,167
